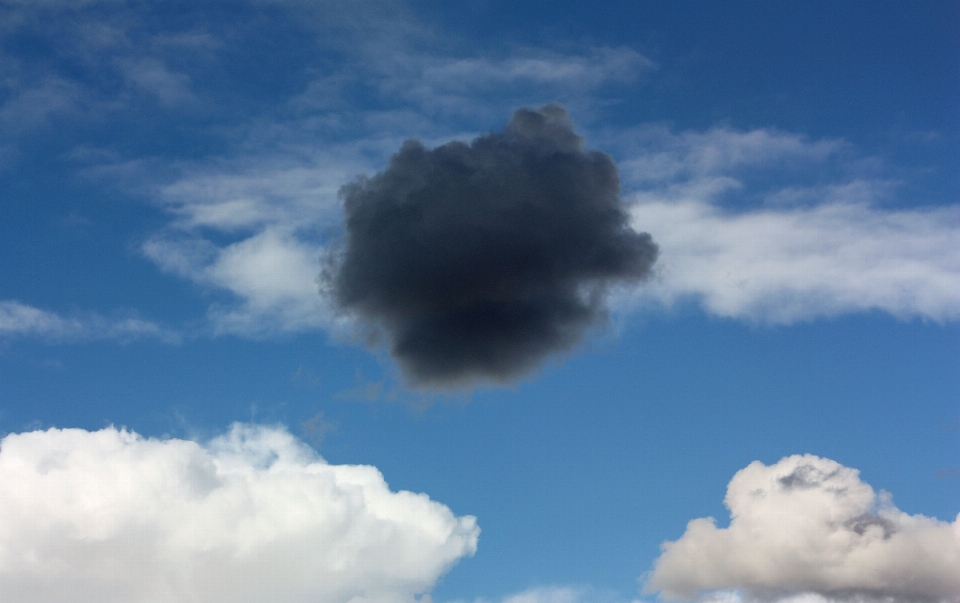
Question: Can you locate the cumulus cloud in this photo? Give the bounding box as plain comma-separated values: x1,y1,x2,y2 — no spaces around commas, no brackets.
0,300,178,343
0,423,479,603
326,104,658,388
646,454,960,603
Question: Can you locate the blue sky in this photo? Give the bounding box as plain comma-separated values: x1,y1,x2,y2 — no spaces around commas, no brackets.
0,2,958,603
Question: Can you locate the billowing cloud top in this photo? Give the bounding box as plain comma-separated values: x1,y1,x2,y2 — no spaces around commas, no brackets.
0,424,479,603
646,454,960,603
327,104,658,388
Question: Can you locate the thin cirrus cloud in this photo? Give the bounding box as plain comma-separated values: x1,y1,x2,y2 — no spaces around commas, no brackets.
440,585,646,603
0,300,178,343
645,454,960,603
387,47,656,114
0,423,479,603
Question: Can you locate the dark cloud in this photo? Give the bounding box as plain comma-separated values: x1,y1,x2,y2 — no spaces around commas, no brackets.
326,104,658,388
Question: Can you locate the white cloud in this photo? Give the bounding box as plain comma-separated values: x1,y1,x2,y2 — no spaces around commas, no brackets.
0,300,178,343
0,77,83,137
498,587,630,603
376,47,653,117
157,158,359,232
645,454,960,603
418,47,654,91
616,126,960,323
446,585,640,603
144,228,334,336
629,198,960,322
615,126,843,190
501,587,589,603
0,423,479,603
142,153,370,335
117,57,195,106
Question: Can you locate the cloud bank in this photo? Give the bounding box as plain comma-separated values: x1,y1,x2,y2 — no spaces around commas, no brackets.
646,454,960,603
326,104,658,387
0,424,479,603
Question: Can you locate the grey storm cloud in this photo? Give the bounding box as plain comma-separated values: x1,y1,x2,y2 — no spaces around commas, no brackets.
325,104,658,388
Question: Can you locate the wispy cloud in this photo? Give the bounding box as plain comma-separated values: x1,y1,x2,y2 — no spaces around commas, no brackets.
115,57,196,106
144,227,332,336
381,47,655,114
444,585,643,603
615,126,960,322
630,198,960,322
0,300,179,343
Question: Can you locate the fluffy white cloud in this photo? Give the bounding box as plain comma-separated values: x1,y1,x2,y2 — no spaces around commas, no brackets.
646,454,960,603
0,300,178,342
0,423,479,603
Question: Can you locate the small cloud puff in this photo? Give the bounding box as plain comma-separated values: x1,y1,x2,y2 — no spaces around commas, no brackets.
0,423,479,603
646,454,960,603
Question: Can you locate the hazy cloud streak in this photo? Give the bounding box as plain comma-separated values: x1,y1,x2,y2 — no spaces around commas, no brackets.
0,300,178,343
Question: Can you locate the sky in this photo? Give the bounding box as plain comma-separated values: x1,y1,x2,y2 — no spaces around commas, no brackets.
0,1,958,602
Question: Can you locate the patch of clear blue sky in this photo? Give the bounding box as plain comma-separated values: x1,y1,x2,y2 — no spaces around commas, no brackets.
0,1,958,600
